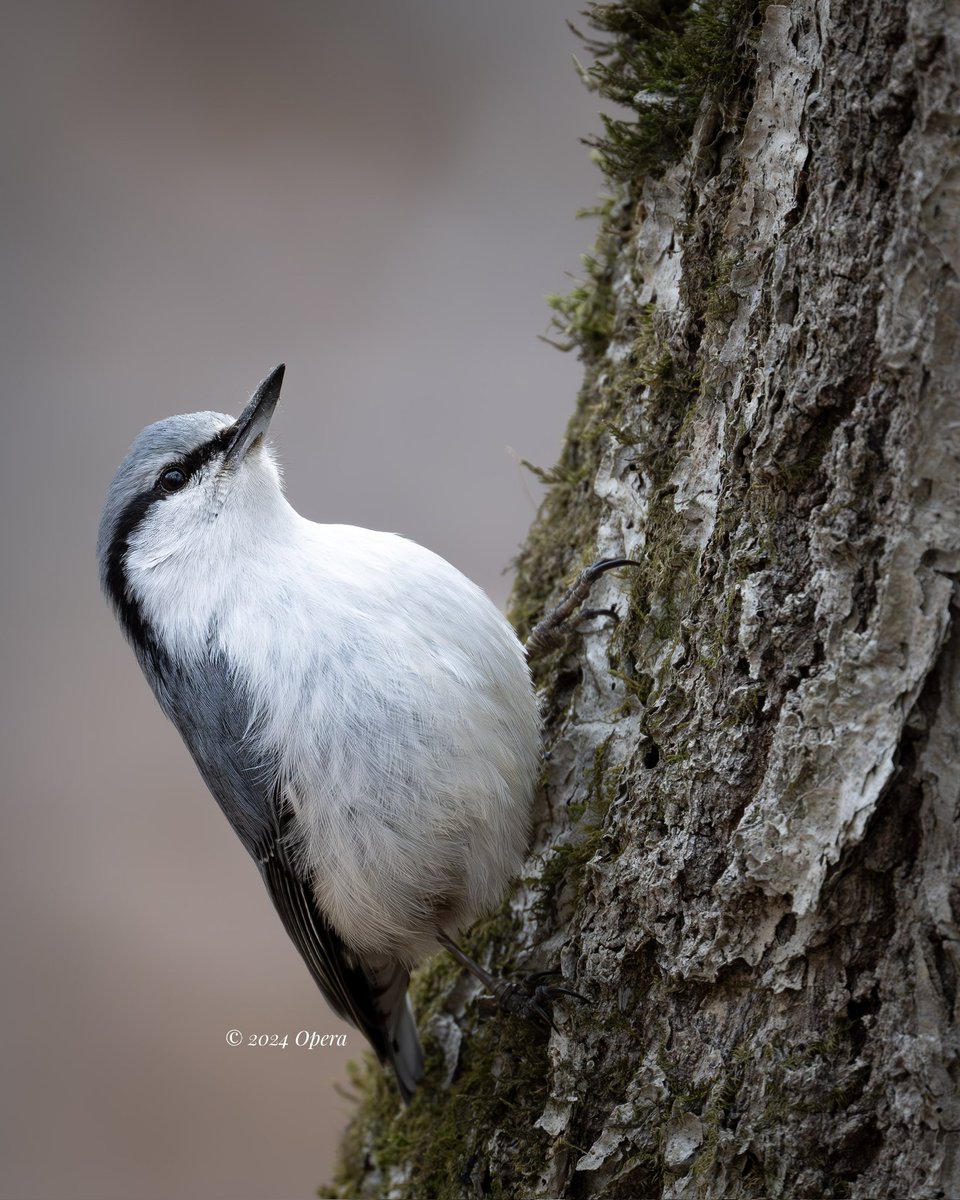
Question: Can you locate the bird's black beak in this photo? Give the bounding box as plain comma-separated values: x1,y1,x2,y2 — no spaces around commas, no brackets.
224,363,285,466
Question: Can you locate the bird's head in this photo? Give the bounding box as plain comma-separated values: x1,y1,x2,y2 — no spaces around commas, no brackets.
97,364,288,653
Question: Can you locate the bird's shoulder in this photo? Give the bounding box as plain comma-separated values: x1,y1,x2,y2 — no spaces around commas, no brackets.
287,522,505,627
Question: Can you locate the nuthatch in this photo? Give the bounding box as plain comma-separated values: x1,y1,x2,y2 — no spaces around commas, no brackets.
98,366,632,1098
98,365,556,1100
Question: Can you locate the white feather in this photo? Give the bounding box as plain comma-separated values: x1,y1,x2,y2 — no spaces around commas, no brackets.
124,442,540,965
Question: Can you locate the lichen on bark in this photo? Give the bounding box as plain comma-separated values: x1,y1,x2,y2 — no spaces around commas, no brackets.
325,2,960,1197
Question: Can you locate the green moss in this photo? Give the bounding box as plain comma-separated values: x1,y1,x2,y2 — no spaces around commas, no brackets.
575,0,765,183
688,1051,749,1182
508,352,636,650
534,736,626,917
608,442,702,715
325,889,552,1198
546,201,621,356
774,405,848,489
625,1018,874,1198
514,321,704,715
703,250,739,322
752,1025,872,1139
326,1009,555,1199
725,683,765,727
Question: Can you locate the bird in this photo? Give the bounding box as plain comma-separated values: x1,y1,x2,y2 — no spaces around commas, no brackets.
97,364,545,1101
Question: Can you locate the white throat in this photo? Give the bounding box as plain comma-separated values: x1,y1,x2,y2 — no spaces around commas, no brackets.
125,454,299,657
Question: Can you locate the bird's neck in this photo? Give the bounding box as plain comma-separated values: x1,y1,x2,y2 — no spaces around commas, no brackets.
125,490,303,662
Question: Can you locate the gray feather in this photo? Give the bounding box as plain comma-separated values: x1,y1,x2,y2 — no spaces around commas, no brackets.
156,649,424,1098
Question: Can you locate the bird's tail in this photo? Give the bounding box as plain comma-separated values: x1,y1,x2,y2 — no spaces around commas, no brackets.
367,958,425,1103
388,994,425,1103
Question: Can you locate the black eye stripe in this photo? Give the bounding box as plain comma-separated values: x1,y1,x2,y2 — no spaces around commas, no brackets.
104,424,237,650
154,426,234,494
178,426,233,477
103,488,164,658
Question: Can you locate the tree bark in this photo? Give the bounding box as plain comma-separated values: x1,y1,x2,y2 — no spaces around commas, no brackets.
327,2,959,1196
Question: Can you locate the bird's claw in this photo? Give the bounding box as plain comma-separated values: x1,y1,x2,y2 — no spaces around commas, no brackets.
525,557,641,659
477,969,587,1029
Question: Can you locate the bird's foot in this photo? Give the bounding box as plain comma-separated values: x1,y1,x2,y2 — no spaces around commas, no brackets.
525,557,641,659
477,969,586,1029
439,934,584,1029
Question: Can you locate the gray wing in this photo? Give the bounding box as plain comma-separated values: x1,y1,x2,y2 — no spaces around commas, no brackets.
259,809,424,1102
150,650,424,1100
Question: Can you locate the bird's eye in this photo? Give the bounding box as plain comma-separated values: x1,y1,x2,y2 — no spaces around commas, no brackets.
158,466,188,493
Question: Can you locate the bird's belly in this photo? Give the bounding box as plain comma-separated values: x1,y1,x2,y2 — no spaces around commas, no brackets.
218,570,541,963
276,679,536,964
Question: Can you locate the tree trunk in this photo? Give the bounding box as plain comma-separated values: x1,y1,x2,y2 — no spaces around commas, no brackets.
326,2,959,1196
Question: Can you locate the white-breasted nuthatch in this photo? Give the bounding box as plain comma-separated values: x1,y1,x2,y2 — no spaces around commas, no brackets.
97,365,548,1101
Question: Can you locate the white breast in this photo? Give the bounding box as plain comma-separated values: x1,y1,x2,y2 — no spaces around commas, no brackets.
128,482,541,965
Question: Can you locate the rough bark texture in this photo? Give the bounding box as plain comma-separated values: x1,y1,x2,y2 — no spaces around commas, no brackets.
326,2,959,1197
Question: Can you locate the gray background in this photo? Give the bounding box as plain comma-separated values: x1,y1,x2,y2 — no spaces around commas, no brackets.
0,2,604,1196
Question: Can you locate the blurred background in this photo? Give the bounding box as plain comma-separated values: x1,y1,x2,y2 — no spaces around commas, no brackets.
0,2,604,1196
